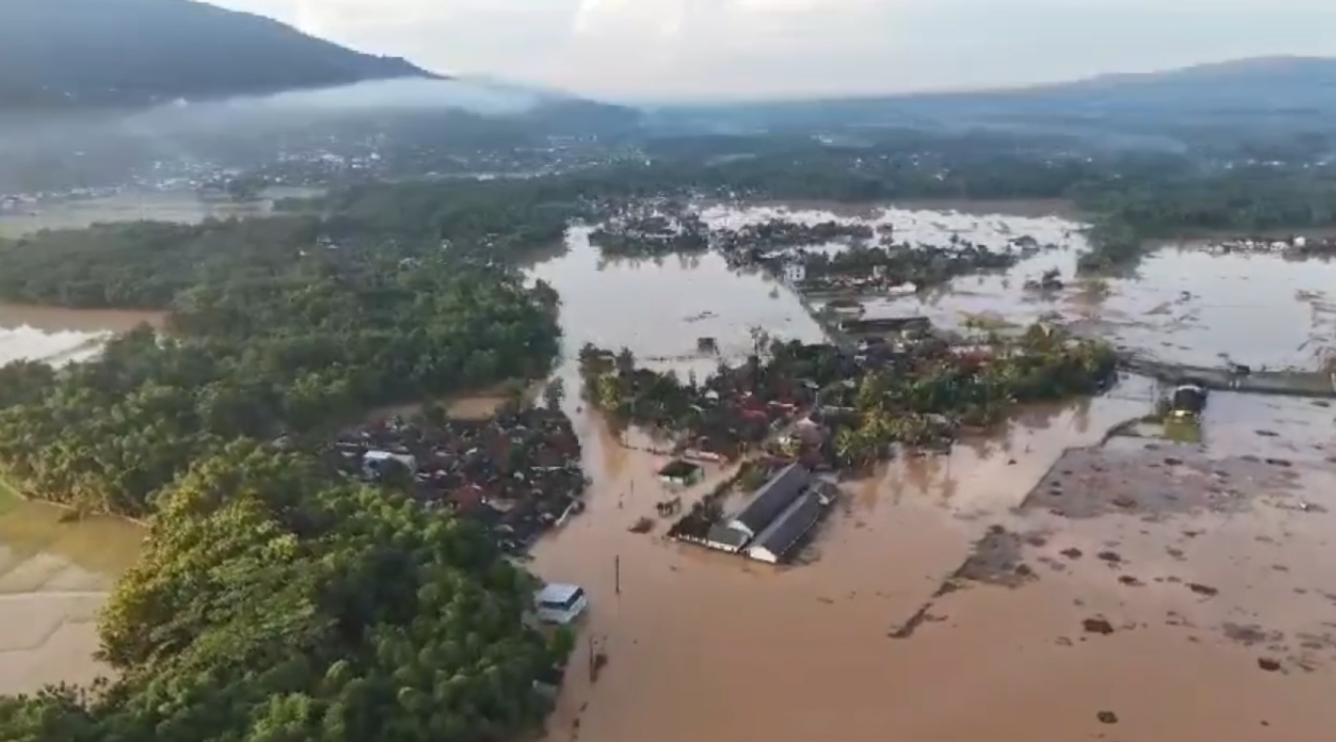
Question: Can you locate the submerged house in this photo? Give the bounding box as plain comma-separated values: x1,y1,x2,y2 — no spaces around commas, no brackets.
698,463,827,563
746,489,825,564
727,462,812,540
1169,383,1208,418
658,460,705,488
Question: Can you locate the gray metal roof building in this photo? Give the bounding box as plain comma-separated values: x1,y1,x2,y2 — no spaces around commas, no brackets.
703,523,751,553
726,463,812,539
745,491,825,564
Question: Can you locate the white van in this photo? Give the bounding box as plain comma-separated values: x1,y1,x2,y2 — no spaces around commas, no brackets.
534,583,589,625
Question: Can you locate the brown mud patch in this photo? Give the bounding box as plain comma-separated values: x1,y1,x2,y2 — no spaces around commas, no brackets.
363,382,540,423
955,525,1038,588
1021,439,1307,520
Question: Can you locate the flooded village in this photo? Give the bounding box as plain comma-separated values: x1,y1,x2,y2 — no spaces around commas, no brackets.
3,198,1336,740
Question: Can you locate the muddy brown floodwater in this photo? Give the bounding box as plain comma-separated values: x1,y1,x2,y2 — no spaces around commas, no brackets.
0,303,166,366
527,210,1336,742
0,491,142,695
0,297,159,694
2,201,1334,738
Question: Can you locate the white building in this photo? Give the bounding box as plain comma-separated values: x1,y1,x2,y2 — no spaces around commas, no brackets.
361,450,417,479
782,263,807,284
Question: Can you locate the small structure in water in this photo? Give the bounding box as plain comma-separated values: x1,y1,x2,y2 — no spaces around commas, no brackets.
1023,268,1064,292
697,337,719,354
1169,383,1208,419
657,459,704,488
838,315,932,336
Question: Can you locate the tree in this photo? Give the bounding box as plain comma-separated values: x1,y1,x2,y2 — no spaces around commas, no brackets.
614,347,636,376
542,377,566,412
0,442,564,742
0,246,563,518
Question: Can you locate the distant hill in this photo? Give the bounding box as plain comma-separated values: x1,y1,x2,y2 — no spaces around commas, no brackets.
951,56,1336,111
658,56,1336,147
0,0,438,109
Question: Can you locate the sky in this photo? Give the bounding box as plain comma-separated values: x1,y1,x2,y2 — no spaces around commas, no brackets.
211,0,1336,102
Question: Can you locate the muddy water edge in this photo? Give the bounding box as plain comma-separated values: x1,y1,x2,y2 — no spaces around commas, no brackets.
0,481,143,695
0,302,159,695
527,206,1336,742
0,205,176,694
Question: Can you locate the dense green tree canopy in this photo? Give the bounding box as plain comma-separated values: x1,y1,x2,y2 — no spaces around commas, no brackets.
0,238,561,517
0,442,563,742
0,217,322,309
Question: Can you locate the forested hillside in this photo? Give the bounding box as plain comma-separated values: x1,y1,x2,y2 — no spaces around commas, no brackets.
0,0,434,108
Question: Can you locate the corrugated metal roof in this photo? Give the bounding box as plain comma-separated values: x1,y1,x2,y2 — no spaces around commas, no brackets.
729,463,811,537
747,492,824,563
704,523,751,552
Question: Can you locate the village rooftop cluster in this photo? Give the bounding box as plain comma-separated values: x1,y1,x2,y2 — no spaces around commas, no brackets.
331,404,587,555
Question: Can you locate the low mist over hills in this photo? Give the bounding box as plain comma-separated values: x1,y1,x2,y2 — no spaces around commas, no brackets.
0,0,437,109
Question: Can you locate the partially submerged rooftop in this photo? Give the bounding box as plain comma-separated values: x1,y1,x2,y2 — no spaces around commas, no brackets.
728,462,812,539
747,490,825,564
536,583,583,605
658,459,703,478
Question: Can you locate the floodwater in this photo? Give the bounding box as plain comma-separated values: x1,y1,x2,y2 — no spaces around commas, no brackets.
0,490,141,695
0,202,168,695
3,200,1335,735
0,303,166,366
0,187,320,237
0,188,261,365
699,202,1336,370
527,206,1336,742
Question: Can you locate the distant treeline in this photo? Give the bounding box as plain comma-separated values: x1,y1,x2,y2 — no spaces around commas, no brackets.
297,135,1336,272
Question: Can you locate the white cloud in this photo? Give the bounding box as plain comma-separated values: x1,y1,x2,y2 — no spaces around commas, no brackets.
210,0,1336,100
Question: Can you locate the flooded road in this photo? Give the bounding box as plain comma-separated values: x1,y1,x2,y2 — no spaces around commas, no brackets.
527,206,1336,742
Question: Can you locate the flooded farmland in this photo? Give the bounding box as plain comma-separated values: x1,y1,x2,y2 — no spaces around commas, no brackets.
0,188,286,363
0,187,319,237
0,298,150,695
0,489,141,695
3,199,1335,739
526,204,1336,742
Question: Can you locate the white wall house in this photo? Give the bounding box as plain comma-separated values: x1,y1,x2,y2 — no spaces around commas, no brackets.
782,263,806,284
361,450,417,479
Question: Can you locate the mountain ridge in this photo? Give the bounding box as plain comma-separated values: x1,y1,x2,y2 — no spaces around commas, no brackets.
0,0,440,110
